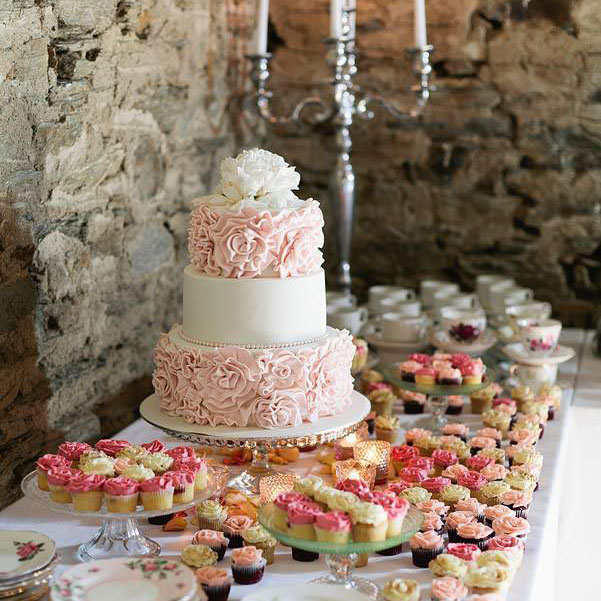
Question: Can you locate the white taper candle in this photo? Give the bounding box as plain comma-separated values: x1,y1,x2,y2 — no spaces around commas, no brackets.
414,0,427,48
251,0,269,54
330,0,343,39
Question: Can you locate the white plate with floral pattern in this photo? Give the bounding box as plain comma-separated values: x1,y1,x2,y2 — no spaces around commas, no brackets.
0,530,56,582
51,558,198,601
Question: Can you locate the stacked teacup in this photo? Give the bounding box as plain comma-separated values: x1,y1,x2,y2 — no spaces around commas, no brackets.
326,291,369,336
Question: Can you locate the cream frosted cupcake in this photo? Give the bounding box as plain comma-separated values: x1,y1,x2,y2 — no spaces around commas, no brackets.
325,490,360,513
116,444,149,462
368,388,396,417
242,525,277,565
487,534,525,567
399,486,432,506
80,454,115,478
314,511,352,544
46,466,79,503
293,475,325,499
139,475,174,510
181,544,217,569
466,564,511,596
475,481,511,506
477,447,506,466
121,463,155,483
429,553,469,580
440,484,470,510
66,473,106,511
164,470,195,504
503,471,537,495
197,500,228,531
375,415,401,443
104,476,139,512
139,452,174,475
349,501,388,542
113,457,137,475
36,454,71,491
477,549,517,575
381,578,420,601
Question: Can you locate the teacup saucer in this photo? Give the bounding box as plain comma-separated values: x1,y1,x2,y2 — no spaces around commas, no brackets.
365,332,430,353
429,329,497,355
502,342,575,366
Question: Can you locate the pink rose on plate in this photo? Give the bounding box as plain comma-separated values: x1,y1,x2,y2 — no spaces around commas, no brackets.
188,205,221,275
253,389,305,428
211,209,275,278
257,350,306,396
16,542,41,560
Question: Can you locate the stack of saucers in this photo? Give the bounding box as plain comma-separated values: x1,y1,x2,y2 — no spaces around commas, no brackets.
0,530,59,601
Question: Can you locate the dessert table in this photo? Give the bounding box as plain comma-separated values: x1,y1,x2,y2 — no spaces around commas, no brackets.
0,329,593,601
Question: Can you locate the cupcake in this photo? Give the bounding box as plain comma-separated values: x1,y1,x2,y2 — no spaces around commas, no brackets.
441,463,468,484
80,453,115,478
446,395,465,415
66,473,106,511
231,546,266,585
113,457,136,475
367,492,410,538
139,475,174,511
381,578,420,601
429,554,469,580
361,368,385,391
181,544,217,569
510,385,535,410
141,439,166,453
400,486,432,506
391,445,421,474
457,471,488,500
492,397,517,415
410,530,444,567
431,577,468,601
421,511,444,535
197,500,228,531
416,499,450,520
481,410,511,433
36,454,71,491
368,388,396,417
349,501,388,542
477,447,505,466
242,524,277,565
511,447,543,470
491,515,530,540
454,498,486,523
272,492,310,532
351,337,369,372
432,450,458,477
385,481,409,496
446,542,481,563
440,484,470,510
482,505,513,527
287,500,323,561
139,452,174,475
455,522,494,551
104,476,139,512
335,478,370,496
468,437,497,456
477,549,517,575
326,490,361,513
116,444,149,462
507,429,539,447
442,423,469,441
399,467,428,486
476,481,511,506
222,515,253,548
410,353,433,365
499,490,531,519
461,361,484,385
437,367,462,386
193,530,230,561
399,360,424,382
487,534,525,566
405,428,432,445
446,511,476,543
375,415,401,443
46,466,78,503
441,438,470,463
120,463,154,482
470,387,495,414
475,428,502,448
195,567,232,601
480,464,508,483
465,455,493,473
415,435,442,457
421,477,451,501
173,456,208,490
58,442,92,466
465,565,511,596
402,391,427,415
164,470,195,504
503,471,537,495
415,367,437,388
95,439,130,457
314,511,352,544
404,456,434,475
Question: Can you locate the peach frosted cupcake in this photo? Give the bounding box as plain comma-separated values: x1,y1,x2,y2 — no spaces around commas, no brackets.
431,576,468,601
483,504,514,528
446,510,476,543
231,546,266,585
223,515,254,549
193,530,230,561
36,454,71,491
491,515,530,541
195,566,232,601
410,530,444,567
139,475,174,511
455,522,494,551
66,473,106,511
104,476,139,513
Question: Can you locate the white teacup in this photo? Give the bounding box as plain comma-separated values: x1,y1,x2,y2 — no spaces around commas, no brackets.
506,301,552,329
440,307,487,343
489,284,533,314
379,297,422,317
510,363,558,391
327,306,369,335
370,288,416,313
476,275,515,310
369,285,415,303
381,313,427,343
518,318,562,357
326,291,356,310
420,280,459,308
433,291,478,321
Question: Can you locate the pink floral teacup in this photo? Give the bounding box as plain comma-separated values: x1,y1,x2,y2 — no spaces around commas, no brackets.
519,319,562,357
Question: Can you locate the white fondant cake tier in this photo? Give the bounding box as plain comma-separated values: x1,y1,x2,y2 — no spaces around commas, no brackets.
152,326,355,429
183,265,327,345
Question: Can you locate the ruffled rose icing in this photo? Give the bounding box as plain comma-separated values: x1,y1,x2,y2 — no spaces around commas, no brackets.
223,515,253,534
139,476,174,493
508,429,539,446
429,555,469,579
477,549,515,573
410,530,444,550
421,511,443,531
481,464,508,482
141,439,166,453
315,511,352,532
465,565,510,589
349,501,388,525
446,511,476,530
193,530,229,547
416,499,449,516
164,470,195,490
287,500,323,525
95,439,130,457
293,476,324,497
405,428,431,443
431,576,468,600
242,525,276,545
405,456,434,471
232,545,263,566
197,500,228,520
121,464,154,482
381,578,419,601
409,353,432,364
46,467,79,487
487,534,525,552
326,490,360,513
499,490,531,508
466,455,494,472
457,522,493,540
274,492,310,511
447,542,481,562
454,498,485,516
140,452,174,473
457,471,487,491
65,473,106,493
116,445,149,462
335,478,370,496
80,455,115,477
477,427,502,441
470,436,497,450
431,449,458,468
483,505,514,522
36,454,71,473
181,544,217,568
492,515,530,537
58,442,92,461
440,484,470,504
113,458,136,474
399,467,427,484
361,492,409,519
195,567,230,587
173,456,205,474
441,463,468,481
442,423,469,437
400,486,432,505
421,477,451,494
165,446,196,460
103,477,139,496
391,445,420,463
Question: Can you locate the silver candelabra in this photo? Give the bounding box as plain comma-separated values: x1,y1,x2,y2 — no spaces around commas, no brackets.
246,8,435,292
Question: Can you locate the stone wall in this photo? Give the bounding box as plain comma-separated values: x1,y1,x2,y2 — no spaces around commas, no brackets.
266,0,601,325
0,0,254,507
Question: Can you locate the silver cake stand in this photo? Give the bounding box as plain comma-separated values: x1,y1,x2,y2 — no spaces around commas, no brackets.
140,391,371,494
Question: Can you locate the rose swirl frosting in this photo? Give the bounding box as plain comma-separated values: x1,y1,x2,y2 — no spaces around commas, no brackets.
193,530,229,547
492,515,530,537
431,576,468,601
231,545,263,566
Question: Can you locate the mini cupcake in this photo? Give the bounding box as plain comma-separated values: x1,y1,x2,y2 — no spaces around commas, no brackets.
446,542,481,564
480,464,508,483
465,455,494,473
446,395,465,416
421,477,451,501
361,368,384,391
195,566,232,601
482,505,514,527
46,466,79,503
415,435,442,457
429,554,469,580
173,456,208,490
477,549,517,575
368,388,396,417
399,360,424,382
455,522,494,551
314,511,352,544
398,467,428,487
410,353,433,365
181,544,217,569
141,439,166,453
58,442,92,466
507,428,539,447
335,477,370,496
503,471,537,495
222,515,253,548
36,454,71,491
287,500,323,561
437,367,462,386
231,546,266,585
440,484,470,510
104,476,139,512
446,511,476,543
366,492,410,538
441,463,468,484
400,486,432,506
375,415,401,443
385,481,409,496
421,511,444,535
476,481,511,506
432,449,458,477
193,530,230,561
271,492,310,532
492,397,517,415
491,515,530,540
431,577,469,601
499,490,531,519
113,457,136,475
242,524,277,565
470,386,495,414
475,428,502,448
120,463,154,482
197,499,228,531
410,530,444,567
461,361,484,385
164,470,195,504
95,439,130,457
442,423,469,442
482,410,511,434
402,391,427,415
294,475,325,498
391,445,421,475
381,578,420,601
116,444,149,462
511,446,543,470
477,447,505,466
468,436,497,456
415,367,437,388
139,475,174,511
441,438,470,463
139,452,174,475
80,453,115,478
404,455,434,474
465,565,511,596
66,473,106,511
487,534,525,566
510,385,535,411
416,499,450,520
405,428,432,445
454,498,486,523
165,445,196,460
349,501,388,542
456,471,488,498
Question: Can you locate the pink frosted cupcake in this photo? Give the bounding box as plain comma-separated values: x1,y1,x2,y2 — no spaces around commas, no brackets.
483,505,514,527
466,455,494,472
442,423,469,442
480,464,508,483
432,449,458,477
139,475,174,510
193,530,230,561
437,367,462,386
164,470,195,504
223,515,254,549
455,522,494,551
104,477,139,512
446,395,465,415
195,566,232,601
66,473,106,511
441,463,469,483
405,456,435,475
491,515,530,540
272,492,310,532
416,499,450,520
47,466,79,503
231,546,266,585
507,429,539,447
166,445,197,460
335,478,370,496
58,442,92,466
454,498,486,523
398,467,428,486
446,511,476,543
469,437,497,456
476,428,502,448
36,454,71,491
95,439,130,457
431,576,468,601
410,530,444,567
409,353,432,365
391,445,421,474
286,500,323,561
461,361,484,385
173,456,207,491
457,471,488,496
314,511,352,544
499,490,531,519
446,542,481,563
399,360,424,383
385,481,409,496
415,367,437,389
421,477,451,501
402,391,427,414
487,534,525,565
420,511,443,534
141,439,166,453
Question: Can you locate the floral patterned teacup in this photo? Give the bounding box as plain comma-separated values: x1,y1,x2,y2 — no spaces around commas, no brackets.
519,319,562,357
440,307,487,343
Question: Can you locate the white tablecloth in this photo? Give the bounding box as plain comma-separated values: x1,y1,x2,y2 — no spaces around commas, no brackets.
0,329,591,600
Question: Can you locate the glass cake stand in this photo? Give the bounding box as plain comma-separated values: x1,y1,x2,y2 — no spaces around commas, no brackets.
381,363,495,432
140,391,371,495
21,470,221,562
258,503,423,599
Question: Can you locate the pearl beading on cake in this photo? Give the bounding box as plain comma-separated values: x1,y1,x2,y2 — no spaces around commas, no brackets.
179,325,325,349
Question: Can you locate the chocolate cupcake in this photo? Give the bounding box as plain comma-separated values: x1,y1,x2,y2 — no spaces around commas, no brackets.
409,530,444,568
231,546,266,585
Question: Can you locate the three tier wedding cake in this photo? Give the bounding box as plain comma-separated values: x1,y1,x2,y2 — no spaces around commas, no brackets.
152,148,355,429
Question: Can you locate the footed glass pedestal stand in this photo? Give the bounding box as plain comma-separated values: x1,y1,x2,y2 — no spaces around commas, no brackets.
259,503,423,599
382,363,495,433
140,391,371,495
